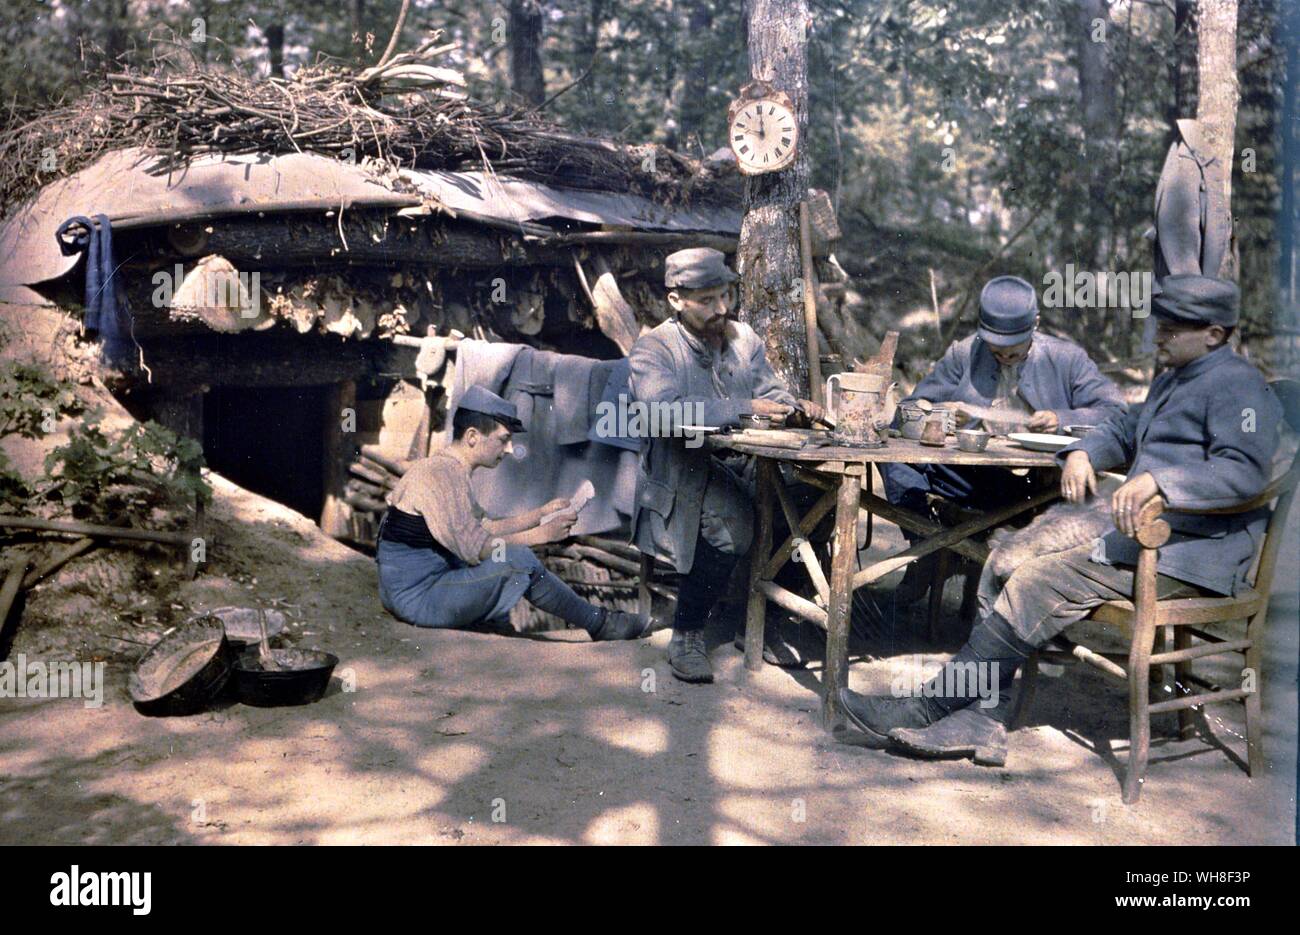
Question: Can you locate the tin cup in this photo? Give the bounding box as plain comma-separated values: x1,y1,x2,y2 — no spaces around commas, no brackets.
956,429,990,452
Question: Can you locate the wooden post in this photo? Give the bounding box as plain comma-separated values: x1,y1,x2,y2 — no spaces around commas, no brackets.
744,459,776,671
822,473,861,728
320,380,358,538
798,202,824,406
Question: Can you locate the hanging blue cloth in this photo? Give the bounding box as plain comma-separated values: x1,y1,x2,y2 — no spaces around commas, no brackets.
55,214,133,366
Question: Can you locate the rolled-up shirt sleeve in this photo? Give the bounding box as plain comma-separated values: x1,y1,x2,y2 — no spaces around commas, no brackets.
389,457,492,564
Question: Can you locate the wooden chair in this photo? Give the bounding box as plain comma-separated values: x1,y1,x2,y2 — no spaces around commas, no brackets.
1014,379,1300,803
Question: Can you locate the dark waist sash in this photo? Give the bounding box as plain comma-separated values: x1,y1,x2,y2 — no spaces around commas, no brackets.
379,506,457,562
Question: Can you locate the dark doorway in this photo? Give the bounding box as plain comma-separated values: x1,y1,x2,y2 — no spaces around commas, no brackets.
204,386,327,520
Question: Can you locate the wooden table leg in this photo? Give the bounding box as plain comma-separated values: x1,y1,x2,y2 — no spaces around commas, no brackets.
744,459,776,672
822,473,862,728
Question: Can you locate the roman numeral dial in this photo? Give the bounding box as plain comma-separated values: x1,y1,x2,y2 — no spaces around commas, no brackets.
727,95,798,175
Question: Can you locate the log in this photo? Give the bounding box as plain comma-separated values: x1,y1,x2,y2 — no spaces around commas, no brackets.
349,461,392,488
358,455,400,480
0,515,192,546
567,544,640,577
198,216,574,269
344,491,389,513
360,444,412,477
21,538,96,590
0,560,28,630
346,477,387,499
587,254,642,355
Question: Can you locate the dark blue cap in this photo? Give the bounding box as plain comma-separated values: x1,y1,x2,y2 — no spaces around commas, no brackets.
977,275,1038,347
457,385,524,433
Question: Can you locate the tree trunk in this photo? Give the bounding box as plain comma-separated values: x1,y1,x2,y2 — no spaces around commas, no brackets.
1171,0,1199,122
266,19,286,79
1196,0,1239,280
1281,6,1298,307
738,0,812,399
509,0,546,107
1073,0,1119,266
673,2,715,155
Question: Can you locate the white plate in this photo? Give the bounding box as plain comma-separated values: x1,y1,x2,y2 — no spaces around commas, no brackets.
1007,432,1073,452
679,425,723,433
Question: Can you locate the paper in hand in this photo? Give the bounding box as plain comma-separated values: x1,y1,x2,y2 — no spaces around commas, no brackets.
541,479,596,525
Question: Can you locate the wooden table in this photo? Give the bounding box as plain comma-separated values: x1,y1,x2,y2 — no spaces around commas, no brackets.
710,432,1061,729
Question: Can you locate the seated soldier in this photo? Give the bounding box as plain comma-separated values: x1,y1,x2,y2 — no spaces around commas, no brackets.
376,385,648,641
629,247,826,683
882,275,1127,601
838,275,1281,766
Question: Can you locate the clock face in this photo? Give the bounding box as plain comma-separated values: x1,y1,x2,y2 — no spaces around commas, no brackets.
729,100,798,174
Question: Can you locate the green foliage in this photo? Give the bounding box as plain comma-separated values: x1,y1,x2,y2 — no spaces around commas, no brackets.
0,360,81,438
42,417,211,526
0,446,33,513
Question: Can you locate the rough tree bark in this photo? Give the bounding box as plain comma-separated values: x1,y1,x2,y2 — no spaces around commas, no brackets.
1170,0,1199,122
1073,0,1119,271
509,0,546,107
738,0,813,399
1196,0,1239,280
1282,5,1298,305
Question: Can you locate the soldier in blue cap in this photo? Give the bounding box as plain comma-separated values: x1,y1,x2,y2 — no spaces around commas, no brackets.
376,385,649,640
838,274,1282,766
629,247,827,683
881,274,1127,603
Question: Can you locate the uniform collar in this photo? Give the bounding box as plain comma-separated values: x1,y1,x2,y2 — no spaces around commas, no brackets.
1171,343,1233,381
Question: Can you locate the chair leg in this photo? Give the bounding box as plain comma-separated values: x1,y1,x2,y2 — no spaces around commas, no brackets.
1243,611,1265,777
1011,652,1039,730
1174,627,1195,740
1124,575,1158,805
927,550,951,643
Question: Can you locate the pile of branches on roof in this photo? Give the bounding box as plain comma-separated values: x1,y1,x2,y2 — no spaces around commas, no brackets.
0,33,739,218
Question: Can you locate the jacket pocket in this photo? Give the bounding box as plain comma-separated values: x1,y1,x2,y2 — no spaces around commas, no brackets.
638,478,676,519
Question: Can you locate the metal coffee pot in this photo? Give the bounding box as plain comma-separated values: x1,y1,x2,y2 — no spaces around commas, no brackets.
826,372,898,448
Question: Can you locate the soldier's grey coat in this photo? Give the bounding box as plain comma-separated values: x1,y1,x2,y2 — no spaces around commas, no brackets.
906,332,1127,427
1058,345,1281,595
628,318,795,573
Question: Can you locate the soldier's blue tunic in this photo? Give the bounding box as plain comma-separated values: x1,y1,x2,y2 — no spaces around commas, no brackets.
882,332,1127,521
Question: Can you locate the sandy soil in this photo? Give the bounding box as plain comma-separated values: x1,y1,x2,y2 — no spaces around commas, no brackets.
1,473,1295,845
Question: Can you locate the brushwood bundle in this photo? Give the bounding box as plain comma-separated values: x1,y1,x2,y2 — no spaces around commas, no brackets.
0,36,736,217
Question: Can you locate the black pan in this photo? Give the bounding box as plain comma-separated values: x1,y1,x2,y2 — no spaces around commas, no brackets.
129,616,235,716
233,647,338,707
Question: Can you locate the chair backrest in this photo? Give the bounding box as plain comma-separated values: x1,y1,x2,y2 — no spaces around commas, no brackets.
1246,379,1300,592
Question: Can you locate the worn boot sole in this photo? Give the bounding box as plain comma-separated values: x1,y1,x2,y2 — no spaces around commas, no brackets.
669,660,714,684
889,728,1007,767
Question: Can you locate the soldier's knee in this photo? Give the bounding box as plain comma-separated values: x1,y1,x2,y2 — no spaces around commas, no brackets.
501,544,542,573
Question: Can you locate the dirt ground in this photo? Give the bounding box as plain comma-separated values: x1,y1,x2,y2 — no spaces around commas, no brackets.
0,472,1295,845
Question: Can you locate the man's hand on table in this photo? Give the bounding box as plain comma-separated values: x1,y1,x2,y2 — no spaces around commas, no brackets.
789,398,827,427
1111,472,1163,538
1027,410,1061,433
749,398,794,419
1061,450,1096,504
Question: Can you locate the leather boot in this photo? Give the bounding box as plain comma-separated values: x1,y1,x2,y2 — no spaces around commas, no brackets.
889,707,1008,766
587,609,651,642
836,687,937,748
668,629,713,683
